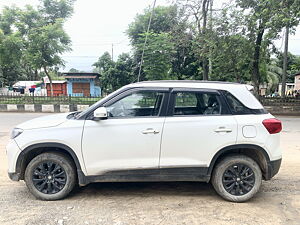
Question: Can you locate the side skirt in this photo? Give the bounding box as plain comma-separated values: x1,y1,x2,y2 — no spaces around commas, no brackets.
78,167,210,186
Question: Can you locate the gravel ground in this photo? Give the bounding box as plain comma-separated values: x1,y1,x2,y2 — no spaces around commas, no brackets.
0,113,299,225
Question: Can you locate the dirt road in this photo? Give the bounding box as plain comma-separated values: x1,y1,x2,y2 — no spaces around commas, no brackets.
0,113,299,225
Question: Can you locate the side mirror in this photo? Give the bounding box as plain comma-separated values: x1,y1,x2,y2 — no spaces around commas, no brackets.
93,107,108,120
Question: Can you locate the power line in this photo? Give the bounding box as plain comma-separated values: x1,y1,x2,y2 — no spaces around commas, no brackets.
137,0,157,82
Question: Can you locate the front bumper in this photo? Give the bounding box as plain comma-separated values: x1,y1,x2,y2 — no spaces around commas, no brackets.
265,158,282,180
8,172,21,181
6,139,21,181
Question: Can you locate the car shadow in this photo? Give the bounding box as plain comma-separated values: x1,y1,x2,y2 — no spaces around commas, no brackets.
69,181,218,199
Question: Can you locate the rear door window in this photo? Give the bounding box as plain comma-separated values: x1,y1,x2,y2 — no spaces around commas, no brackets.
173,91,222,116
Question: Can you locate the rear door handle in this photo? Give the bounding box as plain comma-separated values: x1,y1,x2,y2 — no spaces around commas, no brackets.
214,128,232,133
142,128,159,134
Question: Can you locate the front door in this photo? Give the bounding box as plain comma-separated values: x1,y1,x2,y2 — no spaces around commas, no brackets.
82,89,167,175
160,90,237,168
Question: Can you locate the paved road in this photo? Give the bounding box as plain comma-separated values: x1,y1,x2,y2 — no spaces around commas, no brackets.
0,113,300,225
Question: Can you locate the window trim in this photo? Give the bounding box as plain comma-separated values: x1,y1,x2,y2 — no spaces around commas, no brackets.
167,88,231,117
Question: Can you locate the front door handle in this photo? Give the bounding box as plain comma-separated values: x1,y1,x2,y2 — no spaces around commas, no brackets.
214,127,232,133
142,128,160,134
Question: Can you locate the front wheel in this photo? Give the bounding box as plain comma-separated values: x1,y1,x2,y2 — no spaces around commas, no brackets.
211,155,262,202
24,152,76,200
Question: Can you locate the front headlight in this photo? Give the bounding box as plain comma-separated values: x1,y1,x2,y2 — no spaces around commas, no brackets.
10,128,23,139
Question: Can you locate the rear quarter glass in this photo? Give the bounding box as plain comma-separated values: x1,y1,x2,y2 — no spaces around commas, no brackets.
226,85,264,110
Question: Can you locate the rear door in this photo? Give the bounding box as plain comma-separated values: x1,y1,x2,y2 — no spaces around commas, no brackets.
159,89,238,168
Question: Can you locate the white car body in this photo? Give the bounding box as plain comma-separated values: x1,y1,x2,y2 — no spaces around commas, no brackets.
6,81,282,201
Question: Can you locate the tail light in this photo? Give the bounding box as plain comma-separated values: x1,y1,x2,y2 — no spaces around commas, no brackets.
262,118,282,134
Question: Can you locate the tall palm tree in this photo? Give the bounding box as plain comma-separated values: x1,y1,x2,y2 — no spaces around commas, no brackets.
266,58,282,93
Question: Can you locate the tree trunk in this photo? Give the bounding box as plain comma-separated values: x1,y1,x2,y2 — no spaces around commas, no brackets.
252,27,264,97
281,25,289,98
202,58,209,80
34,69,39,80
43,66,53,96
201,0,210,80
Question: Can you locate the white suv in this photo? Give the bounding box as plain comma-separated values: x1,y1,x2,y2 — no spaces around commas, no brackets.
6,81,282,202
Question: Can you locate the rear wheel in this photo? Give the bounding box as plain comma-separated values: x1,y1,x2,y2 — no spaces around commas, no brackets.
211,155,262,202
24,152,76,200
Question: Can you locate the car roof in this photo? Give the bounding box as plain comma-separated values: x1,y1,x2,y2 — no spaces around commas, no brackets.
128,80,246,88
125,80,263,109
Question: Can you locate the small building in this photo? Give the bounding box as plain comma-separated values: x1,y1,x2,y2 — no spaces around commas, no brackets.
278,83,295,96
294,73,300,91
259,84,267,96
63,72,101,97
45,80,67,96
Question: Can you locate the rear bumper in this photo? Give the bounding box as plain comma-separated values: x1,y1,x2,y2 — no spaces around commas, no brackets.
265,158,282,180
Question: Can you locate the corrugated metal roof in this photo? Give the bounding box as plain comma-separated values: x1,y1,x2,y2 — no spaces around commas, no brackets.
64,76,96,79
45,80,66,84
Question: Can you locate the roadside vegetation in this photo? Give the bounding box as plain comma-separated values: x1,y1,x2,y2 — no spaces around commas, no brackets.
0,95,99,105
0,0,74,95
1,0,300,97
93,0,300,96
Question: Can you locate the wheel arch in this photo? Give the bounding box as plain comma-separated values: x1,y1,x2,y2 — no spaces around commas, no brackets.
16,142,85,184
208,144,271,180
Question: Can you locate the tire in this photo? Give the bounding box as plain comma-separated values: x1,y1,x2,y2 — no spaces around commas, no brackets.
24,152,76,200
211,155,262,202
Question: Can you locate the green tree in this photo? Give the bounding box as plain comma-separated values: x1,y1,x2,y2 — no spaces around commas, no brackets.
266,58,281,92
112,53,135,89
0,32,24,85
236,0,300,96
276,52,300,82
0,0,74,94
176,0,213,80
136,32,175,80
39,0,74,23
93,52,115,93
23,0,74,96
25,20,71,96
127,5,191,81
68,68,80,73
127,5,179,46
93,52,135,92
209,6,252,82
0,6,25,85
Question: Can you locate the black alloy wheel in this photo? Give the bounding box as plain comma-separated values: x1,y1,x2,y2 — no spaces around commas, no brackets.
222,163,255,196
32,161,67,194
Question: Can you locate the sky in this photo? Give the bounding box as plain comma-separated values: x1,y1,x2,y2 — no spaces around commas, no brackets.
0,0,300,72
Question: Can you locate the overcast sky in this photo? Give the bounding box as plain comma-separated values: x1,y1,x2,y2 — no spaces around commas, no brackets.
1,0,300,72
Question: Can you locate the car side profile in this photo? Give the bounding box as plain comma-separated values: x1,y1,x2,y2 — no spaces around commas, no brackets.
6,81,282,202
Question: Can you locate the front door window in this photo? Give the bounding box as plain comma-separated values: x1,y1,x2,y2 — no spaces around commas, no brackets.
106,91,164,118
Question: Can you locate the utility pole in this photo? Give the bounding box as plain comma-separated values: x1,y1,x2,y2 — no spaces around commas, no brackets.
281,25,289,98
137,0,157,82
208,0,213,78
111,43,114,61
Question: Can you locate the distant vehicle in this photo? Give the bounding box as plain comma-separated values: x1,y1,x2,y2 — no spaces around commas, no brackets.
6,81,282,202
271,92,280,97
12,86,25,93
